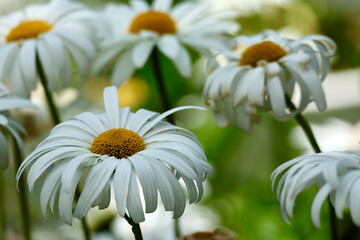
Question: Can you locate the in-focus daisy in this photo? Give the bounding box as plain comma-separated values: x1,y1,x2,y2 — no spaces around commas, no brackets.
17,86,212,224
93,0,239,86
0,0,97,97
271,151,360,228
203,30,336,133
0,83,35,169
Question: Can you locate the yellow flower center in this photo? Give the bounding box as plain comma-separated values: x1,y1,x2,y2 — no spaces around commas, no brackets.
7,20,52,42
239,41,287,67
90,128,145,159
129,10,177,34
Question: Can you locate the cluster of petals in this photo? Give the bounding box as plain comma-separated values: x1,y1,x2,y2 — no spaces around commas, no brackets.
0,0,98,97
94,0,239,86
17,86,212,224
203,30,336,133
0,83,35,169
272,151,360,228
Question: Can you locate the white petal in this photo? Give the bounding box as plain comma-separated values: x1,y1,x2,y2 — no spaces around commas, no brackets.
138,106,205,136
132,40,154,68
129,155,158,213
311,184,333,229
126,170,145,223
153,0,172,11
111,49,135,87
103,86,120,129
266,75,287,120
19,40,37,90
113,158,132,217
172,45,191,78
74,157,118,218
157,35,180,59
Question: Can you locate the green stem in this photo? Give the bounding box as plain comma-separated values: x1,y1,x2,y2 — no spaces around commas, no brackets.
80,217,90,240
13,140,32,240
0,170,6,240
150,49,182,237
150,49,176,124
75,188,91,240
36,55,61,125
124,214,143,240
286,96,338,240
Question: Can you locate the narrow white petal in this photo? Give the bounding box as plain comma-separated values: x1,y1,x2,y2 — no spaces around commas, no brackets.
138,106,206,136
74,157,118,218
157,36,180,59
129,155,158,213
311,184,333,229
132,40,154,68
153,0,172,11
111,49,135,87
126,170,145,223
113,158,132,217
103,86,120,129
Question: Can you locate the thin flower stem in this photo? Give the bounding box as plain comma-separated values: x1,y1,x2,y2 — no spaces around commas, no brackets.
13,140,32,240
75,187,91,240
124,214,143,240
35,55,61,125
0,170,6,240
150,49,176,124
285,96,338,240
150,49,182,237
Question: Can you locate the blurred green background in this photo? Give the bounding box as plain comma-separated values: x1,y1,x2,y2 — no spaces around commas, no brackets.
1,0,360,239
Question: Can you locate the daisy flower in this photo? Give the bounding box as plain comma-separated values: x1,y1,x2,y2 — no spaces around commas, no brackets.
0,83,36,169
0,0,97,97
93,0,239,86
203,30,336,133
271,151,360,228
16,86,212,225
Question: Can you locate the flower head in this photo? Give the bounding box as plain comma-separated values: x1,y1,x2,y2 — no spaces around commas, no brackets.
0,0,97,97
93,0,239,86
271,151,360,228
17,86,212,224
203,30,336,133
0,83,36,169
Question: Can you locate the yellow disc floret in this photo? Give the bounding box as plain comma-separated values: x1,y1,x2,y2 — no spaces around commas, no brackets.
239,41,287,67
91,128,145,159
7,20,52,42
129,10,177,34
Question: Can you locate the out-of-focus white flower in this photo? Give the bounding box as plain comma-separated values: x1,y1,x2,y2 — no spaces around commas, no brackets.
17,86,212,225
0,0,97,97
203,30,336,133
0,83,36,169
94,0,239,86
271,151,360,228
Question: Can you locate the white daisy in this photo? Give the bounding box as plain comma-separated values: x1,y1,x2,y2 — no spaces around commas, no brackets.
93,0,239,86
0,83,36,169
271,151,360,228
16,86,212,225
0,0,97,97
203,30,336,133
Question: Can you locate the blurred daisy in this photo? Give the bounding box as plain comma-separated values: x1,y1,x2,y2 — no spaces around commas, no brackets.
17,86,212,225
0,0,97,97
0,83,35,169
271,151,360,228
93,0,239,86
203,30,336,133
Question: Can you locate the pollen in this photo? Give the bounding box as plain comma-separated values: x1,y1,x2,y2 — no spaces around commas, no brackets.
91,128,145,159
239,41,287,67
129,10,177,34
7,20,52,42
